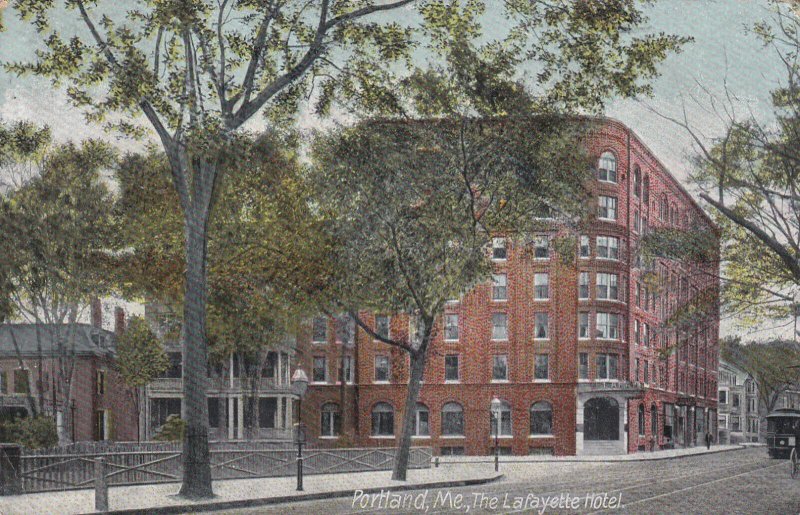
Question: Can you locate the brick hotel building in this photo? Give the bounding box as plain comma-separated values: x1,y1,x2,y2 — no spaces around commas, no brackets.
297,118,720,456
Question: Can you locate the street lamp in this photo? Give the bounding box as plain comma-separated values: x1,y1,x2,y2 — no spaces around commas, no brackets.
291,368,309,491
491,396,502,472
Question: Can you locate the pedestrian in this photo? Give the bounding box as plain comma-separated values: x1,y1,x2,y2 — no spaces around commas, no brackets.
705,431,712,450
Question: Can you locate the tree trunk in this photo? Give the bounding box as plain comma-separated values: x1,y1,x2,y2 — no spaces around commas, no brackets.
179,209,214,498
392,346,428,481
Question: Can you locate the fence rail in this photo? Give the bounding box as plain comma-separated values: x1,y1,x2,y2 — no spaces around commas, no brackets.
17,446,432,493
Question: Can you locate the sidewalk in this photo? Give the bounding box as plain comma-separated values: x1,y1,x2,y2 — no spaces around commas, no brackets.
437,444,744,464
0,467,503,515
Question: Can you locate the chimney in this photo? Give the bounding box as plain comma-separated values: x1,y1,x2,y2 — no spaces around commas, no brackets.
91,298,102,329
115,307,126,336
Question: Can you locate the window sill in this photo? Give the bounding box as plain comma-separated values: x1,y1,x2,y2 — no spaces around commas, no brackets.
533,379,551,383
596,257,620,262
578,379,591,383
490,435,514,439
310,382,328,386
492,299,508,303
319,436,339,440
491,380,510,384
444,380,461,384
491,258,508,263
533,298,549,302
412,436,430,439
311,341,327,345
529,434,554,439
491,339,509,343
440,435,466,439
370,435,395,439
532,338,550,342
444,339,459,344
373,381,390,385
598,217,617,222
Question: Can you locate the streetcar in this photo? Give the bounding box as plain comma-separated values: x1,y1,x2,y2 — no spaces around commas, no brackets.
766,408,800,461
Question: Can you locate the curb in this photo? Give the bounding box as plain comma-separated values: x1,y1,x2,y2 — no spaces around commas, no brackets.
85,473,505,515
436,445,746,465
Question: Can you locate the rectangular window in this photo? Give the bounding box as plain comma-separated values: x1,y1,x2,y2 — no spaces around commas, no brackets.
445,355,460,382
718,390,727,404
375,315,390,340
579,235,590,257
259,398,277,429
312,356,327,383
13,369,29,394
598,196,618,220
492,237,507,260
444,314,459,341
534,354,549,381
338,355,354,383
161,352,182,379
596,236,620,260
578,312,590,339
312,317,327,343
596,273,619,300
534,312,549,339
533,236,549,259
731,416,741,432
492,313,508,340
534,273,549,300
579,272,590,300
595,312,620,340
374,355,390,382
732,393,740,408
636,358,640,382
579,353,589,380
634,320,641,344
208,397,223,428
96,370,106,395
596,353,618,380
492,273,507,301
492,355,509,381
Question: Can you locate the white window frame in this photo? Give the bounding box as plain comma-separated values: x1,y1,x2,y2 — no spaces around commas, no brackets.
492,273,507,301
596,273,619,300
492,237,507,261
534,273,549,300
374,355,390,383
534,312,549,340
492,354,509,382
598,196,618,221
444,314,459,342
491,313,508,341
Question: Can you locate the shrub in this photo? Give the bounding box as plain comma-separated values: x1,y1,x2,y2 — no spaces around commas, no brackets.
2,416,58,449
153,414,186,442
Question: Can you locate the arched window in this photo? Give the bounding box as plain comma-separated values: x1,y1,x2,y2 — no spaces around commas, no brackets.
442,402,465,436
651,404,658,436
414,403,429,437
638,404,645,436
490,400,512,437
633,166,642,198
598,152,617,183
660,194,668,220
371,402,394,436
321,402,341,437
530,401,553,435
643,176,650,204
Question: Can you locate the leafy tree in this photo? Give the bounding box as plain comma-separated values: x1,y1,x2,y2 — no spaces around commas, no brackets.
722,337,800,415
0,138,117,442
116,316,169,442
0,119,51,417
311,116,593,480
8,0,687,495
113,135,335,439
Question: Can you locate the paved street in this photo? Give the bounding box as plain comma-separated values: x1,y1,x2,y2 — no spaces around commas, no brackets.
213,448,799,515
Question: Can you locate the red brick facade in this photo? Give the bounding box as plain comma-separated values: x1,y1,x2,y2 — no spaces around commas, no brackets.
297,118,720,456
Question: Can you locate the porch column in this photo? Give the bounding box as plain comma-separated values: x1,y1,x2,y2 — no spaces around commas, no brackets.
285,396,293,427
227,396,235,440
237,395,244,439
276,395,283,429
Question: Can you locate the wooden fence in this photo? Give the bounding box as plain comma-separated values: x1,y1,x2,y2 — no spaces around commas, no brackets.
17,445,432,493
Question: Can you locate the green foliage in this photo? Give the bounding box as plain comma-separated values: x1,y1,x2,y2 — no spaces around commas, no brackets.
153,414,186,442
0,139,118,323
722,337,800,413
116,316,169,389
112,134,334,363
311,116,592,337
1,416,58,449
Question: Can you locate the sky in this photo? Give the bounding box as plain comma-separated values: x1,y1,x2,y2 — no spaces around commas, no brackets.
0,0,792,337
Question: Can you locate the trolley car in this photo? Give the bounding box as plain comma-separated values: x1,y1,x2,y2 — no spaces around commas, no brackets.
766,408,800,459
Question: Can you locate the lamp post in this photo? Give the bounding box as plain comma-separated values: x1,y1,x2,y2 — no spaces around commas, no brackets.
491,396,502,472
291,368,309,491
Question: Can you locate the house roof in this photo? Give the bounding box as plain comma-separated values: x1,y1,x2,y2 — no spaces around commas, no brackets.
0,324,116,358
